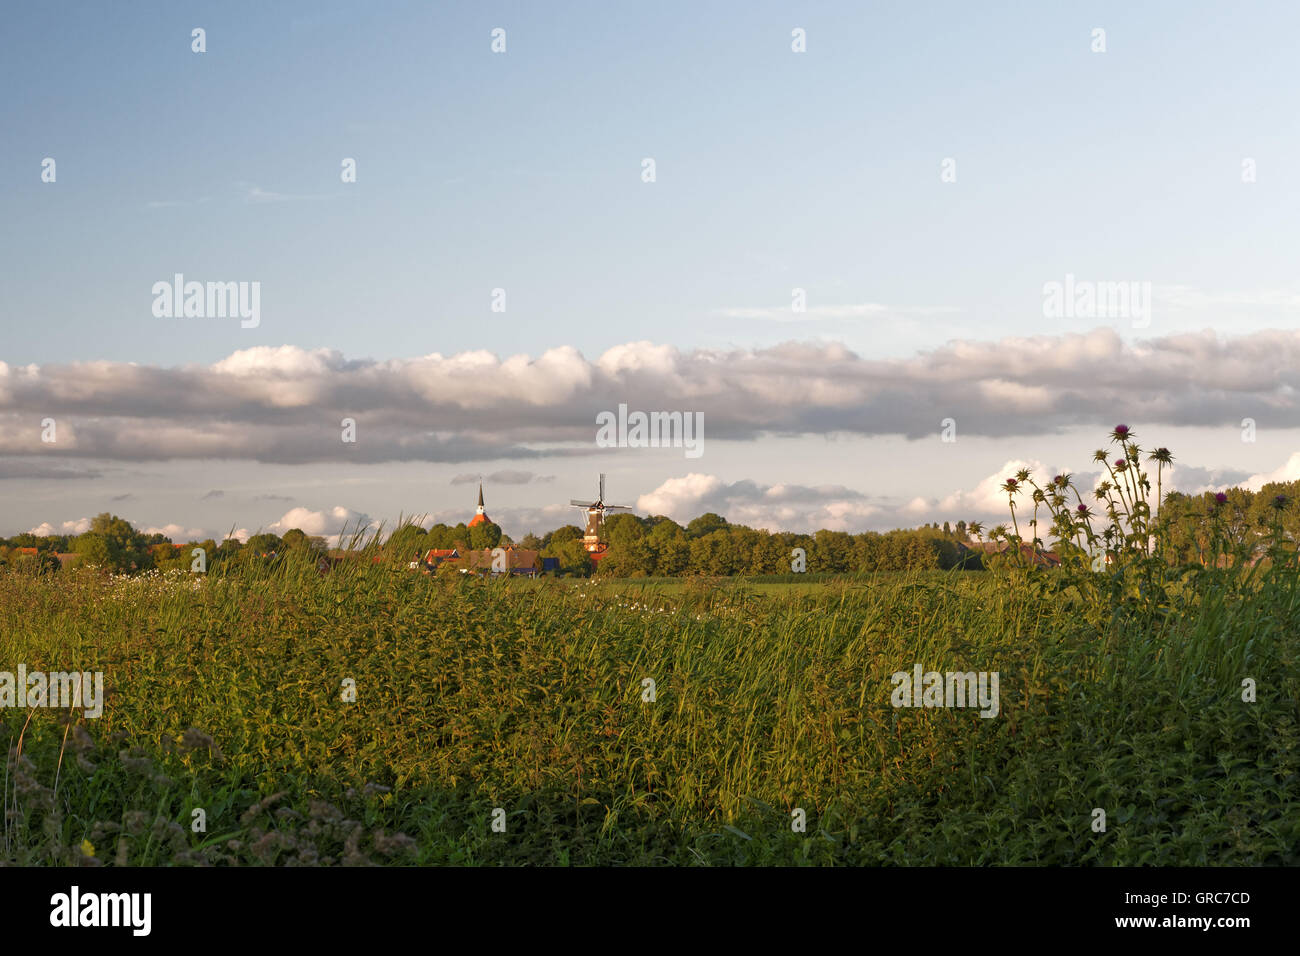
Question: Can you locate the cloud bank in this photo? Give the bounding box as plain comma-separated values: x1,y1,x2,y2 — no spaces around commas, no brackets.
3,328,1300,467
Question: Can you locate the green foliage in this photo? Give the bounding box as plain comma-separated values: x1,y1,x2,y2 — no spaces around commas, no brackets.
245,533,283,556
542,525,583,549
468,521,503,551
1,555,1297,866
544,538,592,576
686,512,729,538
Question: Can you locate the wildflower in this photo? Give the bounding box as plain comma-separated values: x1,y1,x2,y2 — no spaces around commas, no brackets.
1114,459,1127,471
1092,449,1109,463
1002,478,1020,494
1272,494,1289,511
1148,447,1174,465
1077,504,1091,517
1214,492,1228,506
1111,424,1132,442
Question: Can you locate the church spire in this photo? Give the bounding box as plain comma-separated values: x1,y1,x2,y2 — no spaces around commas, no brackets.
469,481,490,527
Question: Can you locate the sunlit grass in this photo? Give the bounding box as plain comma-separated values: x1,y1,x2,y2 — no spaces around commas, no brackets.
2,548,1297,865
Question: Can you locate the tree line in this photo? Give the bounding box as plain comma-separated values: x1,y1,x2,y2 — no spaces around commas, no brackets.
7,482,1298,577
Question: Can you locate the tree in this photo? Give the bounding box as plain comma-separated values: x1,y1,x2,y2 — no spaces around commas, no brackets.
688,530,729,575
246,533,283,556
654,537,690,575
686,513,728,538
468,521,502,550
281,528,309,551
647,518,684,547
550,538,593,576
543,525,583,549
813,530,854,572
596,538,654,577
852,532,882,571
421,524,455,550
603,513,645,550
79,513,152,571
385,524,427,562
71,532,111,569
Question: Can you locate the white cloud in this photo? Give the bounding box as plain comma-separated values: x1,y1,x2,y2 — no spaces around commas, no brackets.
143,523,207,541
1245,452,1300,491
636,473,879,532
28,517,92,537
266,505,377,546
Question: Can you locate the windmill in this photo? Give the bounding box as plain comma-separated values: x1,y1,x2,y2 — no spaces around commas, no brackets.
569,473,632,555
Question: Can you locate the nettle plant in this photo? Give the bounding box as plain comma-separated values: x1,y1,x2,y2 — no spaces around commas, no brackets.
988,425,1173,570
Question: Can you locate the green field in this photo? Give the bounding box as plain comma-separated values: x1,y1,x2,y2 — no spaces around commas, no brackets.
2,561,1297,865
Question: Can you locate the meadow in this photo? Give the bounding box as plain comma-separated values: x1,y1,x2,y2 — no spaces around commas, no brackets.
2,554,1297,866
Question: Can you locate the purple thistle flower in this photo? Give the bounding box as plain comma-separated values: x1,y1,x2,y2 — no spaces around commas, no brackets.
1214,492,1228,505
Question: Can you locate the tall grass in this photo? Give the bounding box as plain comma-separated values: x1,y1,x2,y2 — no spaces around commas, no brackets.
2,545,1296,865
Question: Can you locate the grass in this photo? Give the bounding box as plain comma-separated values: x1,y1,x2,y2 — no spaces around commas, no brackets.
1,557,1297,866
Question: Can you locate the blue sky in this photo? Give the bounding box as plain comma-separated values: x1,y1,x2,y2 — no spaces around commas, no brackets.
4,2,1300,542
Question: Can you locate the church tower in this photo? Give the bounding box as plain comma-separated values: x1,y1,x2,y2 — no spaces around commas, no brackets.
468,482,491,527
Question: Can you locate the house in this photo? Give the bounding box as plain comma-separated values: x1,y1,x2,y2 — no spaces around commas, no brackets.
459,547,542,576
412,548,460,572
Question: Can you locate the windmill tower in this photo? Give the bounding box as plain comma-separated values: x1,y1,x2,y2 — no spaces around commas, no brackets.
569,473,632,555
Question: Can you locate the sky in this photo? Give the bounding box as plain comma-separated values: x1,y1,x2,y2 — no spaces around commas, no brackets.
3,1,1300,543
